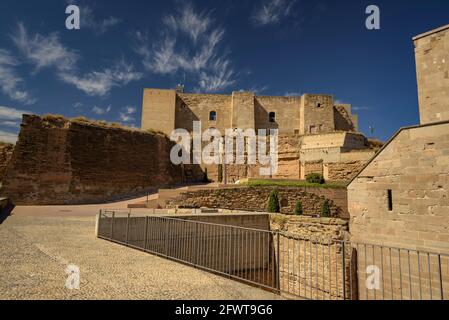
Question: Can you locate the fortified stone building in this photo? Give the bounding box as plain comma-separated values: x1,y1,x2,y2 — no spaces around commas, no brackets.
348,24,449,254
141,90,377,182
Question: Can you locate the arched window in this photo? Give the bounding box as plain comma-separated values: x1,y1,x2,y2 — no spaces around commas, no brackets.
269,112,276,123
209,111,217,121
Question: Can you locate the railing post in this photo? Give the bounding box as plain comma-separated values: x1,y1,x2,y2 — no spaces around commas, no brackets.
228,228,232,277
438,254,444,300
144,216,149,251
125,213,130,245
342,242,347,301
110,212,115,240
276,232,280,292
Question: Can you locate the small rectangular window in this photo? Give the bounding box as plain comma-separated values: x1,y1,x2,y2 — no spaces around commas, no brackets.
387,189,393,211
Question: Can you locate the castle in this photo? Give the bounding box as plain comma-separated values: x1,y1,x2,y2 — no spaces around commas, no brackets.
140,90,376,182
141,90,359,136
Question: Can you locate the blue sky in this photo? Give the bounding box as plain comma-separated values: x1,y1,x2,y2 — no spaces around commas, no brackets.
0,0,448,143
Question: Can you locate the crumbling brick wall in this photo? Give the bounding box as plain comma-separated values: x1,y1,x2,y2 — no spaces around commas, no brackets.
1,115,183,205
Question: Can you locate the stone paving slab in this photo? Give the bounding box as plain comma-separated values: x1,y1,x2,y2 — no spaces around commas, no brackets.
0,216,282,300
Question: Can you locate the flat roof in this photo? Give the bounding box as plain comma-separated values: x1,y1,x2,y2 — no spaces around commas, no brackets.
413,24,449,41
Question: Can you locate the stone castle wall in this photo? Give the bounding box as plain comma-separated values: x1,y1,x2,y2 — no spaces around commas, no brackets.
141,89,359,136
0,143,14,183
166,186,348,218
348,122,449,253
1,115,183,205
414,25,449,125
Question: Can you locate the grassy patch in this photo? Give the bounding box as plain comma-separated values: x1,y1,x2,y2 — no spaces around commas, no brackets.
243,179,346,189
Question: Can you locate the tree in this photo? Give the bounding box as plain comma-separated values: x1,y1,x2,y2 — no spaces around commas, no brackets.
267,189,280,213
321,200,331,217
294,201,303,216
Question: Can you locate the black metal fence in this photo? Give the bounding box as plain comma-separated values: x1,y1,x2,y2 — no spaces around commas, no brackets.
97,210,448,300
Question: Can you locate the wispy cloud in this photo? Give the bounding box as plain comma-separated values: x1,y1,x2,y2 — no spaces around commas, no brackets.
92,105,111,115
67,1,121,35
11,23,142,97
352,106,370,111
12,22,79,72
284,92,301,96
59,59,143,96
0,105,30,143
0,49,35,105
0,105,31,120
134,3,235,92
119,106,136,122
0,130,19,144
252,0,297,26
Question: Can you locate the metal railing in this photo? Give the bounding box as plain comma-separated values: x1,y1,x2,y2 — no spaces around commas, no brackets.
97,210,448,300
98,210,280,292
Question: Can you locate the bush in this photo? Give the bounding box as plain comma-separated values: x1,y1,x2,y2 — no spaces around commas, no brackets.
267,189,280,213
294,201,303,216
321,200,331,217
306,173,325,184
217,164,223,183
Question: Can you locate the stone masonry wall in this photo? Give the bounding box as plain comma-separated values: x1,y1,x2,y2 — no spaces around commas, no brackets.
324,161,366,182
1,115,183,205
166,186,348,218
0,143,14,183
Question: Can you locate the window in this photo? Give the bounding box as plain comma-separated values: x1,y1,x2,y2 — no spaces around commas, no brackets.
387,189,393,211
317,103,322,108
269,112,276,123
209,111,217,121
294,129,300,135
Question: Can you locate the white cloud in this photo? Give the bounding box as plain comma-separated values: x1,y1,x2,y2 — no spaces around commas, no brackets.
352,106,370,111
134,3,235,92
119,106,136,122
92,105,111,115
1,120,20,127
73,102,83,108
66,1,121,35
12,23,141,97
252,0,297,26
0,130,18,144
82,5,121,35
59,60,142,96
0,105,30,120
12,22,79,72
0,49,35,105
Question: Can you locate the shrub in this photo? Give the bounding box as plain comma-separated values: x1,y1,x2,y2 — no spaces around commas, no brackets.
294,201,303,216
217,164,223,183
267,189,280,213
321,200,331,217
306,173,325,184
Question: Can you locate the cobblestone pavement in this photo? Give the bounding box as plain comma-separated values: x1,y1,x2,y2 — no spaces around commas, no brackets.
0,215,282,300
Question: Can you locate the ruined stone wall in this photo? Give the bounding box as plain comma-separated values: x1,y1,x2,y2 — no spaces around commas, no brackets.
414,25,449,125
334,105,356,132
271,215,355,299
2,115,183,205
324,161,366,182
255,96,302,134
166,186,348,218
348,122,449,253
0,143,14,183
303,161,324,177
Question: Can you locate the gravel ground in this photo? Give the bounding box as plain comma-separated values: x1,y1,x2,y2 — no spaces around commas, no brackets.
0,215,282,300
